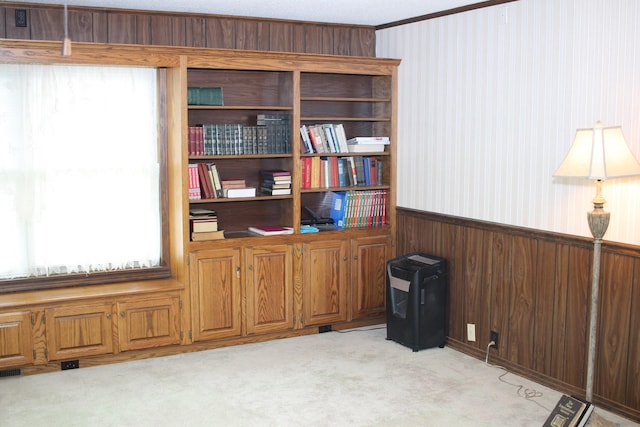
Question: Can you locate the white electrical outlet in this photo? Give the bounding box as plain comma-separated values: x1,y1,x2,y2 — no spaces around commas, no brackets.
467,323,476,342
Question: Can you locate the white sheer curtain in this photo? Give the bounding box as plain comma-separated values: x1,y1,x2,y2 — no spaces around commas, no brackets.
0,64,161,279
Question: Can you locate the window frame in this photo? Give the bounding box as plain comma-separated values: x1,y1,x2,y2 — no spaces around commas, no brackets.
0,67,171,294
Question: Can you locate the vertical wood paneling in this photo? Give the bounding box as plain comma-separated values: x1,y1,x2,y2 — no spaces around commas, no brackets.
550,244,571,380
0,4,375,57
136,15,151,45
92,11,108,43
4,7,30,39
107,13,136,44
269,22,293,52
29,8,62,41
629,258,640,409
488,232,512,359
0,7,5,38
463,227,486,348
377,0,640,247
396,209,640,419
563,245,590,387
185,17,206,48
508,236,536,368
440,223,465,342
597,252,634,402
534,240,558,375
205,17,235,49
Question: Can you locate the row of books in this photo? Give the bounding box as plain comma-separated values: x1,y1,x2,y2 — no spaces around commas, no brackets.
329,190,388,229
189,208,224,241
188,163,257,200
301,156,382,189
300,123,390,154
261,170,292,196
188,115,291,156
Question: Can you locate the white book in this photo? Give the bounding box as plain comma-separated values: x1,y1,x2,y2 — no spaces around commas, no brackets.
226,187,256,198
347,136,390,145
347,144,386,153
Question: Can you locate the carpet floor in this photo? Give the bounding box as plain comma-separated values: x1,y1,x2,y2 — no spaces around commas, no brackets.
0,327,637,426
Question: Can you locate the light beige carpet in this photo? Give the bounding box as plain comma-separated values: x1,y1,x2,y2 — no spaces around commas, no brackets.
0,327,636,426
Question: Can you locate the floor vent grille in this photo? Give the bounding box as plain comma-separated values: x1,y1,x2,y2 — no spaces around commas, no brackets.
0,368,23,378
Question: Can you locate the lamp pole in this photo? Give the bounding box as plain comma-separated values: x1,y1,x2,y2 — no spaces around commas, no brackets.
585,179,609,402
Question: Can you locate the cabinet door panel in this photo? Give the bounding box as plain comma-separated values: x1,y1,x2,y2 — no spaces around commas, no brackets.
190,249,242,341
351,235,391,320
303,240,348,326
0,311,33,368
46,303,113,360
246,245,293,334
117,295,181,351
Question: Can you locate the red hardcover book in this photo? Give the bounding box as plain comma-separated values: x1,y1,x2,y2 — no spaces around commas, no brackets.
301,157,312,189
197,163,214,199
330,156,339,188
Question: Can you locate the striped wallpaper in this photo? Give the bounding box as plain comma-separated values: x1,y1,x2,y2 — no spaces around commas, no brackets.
376,0,640,246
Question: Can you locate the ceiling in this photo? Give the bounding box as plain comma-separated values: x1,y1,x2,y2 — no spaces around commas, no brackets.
9,0,484,26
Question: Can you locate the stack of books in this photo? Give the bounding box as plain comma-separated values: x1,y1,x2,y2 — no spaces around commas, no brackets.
347,136,390,153
261,170,292,196
190,208,224,241
221,179,256,198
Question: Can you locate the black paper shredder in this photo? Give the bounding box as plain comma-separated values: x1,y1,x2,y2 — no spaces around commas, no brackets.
386,253,448,352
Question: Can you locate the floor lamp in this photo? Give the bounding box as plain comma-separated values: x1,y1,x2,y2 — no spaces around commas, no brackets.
553,121,640,402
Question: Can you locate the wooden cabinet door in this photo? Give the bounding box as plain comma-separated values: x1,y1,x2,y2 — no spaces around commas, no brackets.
0,311,34,368
190,248,242,341
245,244,294,335
46,302,113,361
116,295,181,352
302,240,348,327
351,235,391,320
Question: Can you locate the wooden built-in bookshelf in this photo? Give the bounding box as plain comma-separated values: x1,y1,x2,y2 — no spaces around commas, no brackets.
0,40,399,377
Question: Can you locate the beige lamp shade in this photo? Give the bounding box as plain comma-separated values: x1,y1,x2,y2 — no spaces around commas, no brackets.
554,121,640,180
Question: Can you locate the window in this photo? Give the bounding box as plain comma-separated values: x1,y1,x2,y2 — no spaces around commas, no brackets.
0,64,166,291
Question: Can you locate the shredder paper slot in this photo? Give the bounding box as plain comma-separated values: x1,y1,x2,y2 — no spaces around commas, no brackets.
390,276,411,292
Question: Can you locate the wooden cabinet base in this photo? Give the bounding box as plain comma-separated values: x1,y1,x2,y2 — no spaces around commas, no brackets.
18,317,383,376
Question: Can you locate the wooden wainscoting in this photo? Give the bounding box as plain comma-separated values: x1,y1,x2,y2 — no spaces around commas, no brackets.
0,3,375,57
396,208,640,423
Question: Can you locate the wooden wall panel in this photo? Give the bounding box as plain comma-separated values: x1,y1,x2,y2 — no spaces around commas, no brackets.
440,223,464,342
107,13,136,44
462,226,485,348
563,245,590,387
628,258,640,409
185,17,206,48
507,236,536,368
597,253,634,403
70,10,96,43
205,17,235,49
488,232,512,360
303,26,324,55
0,3,375,56
269,22,293,53
0,7,5,38
29,8,62,41
351,27,375,57
332,27,351,56
136,15,151,45
534,240,559,376
396,208,640,421
5,7,30,39
91,11,108,43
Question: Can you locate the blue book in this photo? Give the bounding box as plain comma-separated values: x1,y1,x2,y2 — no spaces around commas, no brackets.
330,191,348,229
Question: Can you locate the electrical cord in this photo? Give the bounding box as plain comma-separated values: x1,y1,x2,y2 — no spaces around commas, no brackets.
485,341,551,412
334,325,386,333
